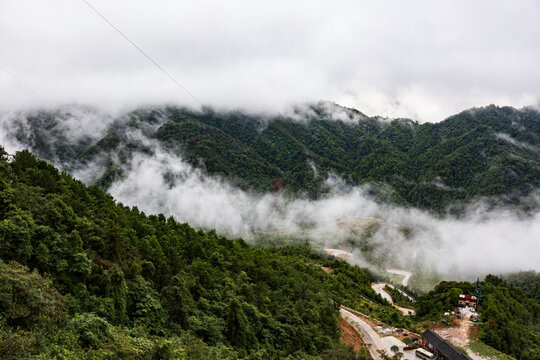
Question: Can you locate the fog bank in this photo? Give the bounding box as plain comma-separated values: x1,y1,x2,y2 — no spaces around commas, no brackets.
103,143,540,279
1,106,539,281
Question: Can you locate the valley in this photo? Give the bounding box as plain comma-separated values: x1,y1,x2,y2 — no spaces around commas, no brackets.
1,104,539,359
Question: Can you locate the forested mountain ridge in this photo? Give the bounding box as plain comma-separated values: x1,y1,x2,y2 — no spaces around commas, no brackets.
4,102,540,210
0,146,409,359
1,146,540,360
2,109,540,359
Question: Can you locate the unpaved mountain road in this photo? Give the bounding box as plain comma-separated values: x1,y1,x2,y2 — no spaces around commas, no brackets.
386,268,412,286
340,307,422,360
340,308,385,360
371,282,416,315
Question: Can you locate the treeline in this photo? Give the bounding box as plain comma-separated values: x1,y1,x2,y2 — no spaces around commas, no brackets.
0,147,391,359
414,277,540,359
11,103,540,211
503,271,540,299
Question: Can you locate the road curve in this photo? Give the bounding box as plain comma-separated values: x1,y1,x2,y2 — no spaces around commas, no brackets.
384,269,416,302
340,308,385,360
371,282,416,315
386,269,412,286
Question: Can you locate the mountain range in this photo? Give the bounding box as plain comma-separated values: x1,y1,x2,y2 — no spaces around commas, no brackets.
4,102,540,212
1,102,540,359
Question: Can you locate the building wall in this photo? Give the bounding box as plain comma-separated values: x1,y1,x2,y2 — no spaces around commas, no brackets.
458,300,476,307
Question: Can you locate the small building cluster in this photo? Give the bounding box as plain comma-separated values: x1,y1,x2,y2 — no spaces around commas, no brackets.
421,330,472,360
458,294,477,309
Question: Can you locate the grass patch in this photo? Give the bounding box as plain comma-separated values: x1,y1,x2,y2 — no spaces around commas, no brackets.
469,339,516,360
456,345,469,356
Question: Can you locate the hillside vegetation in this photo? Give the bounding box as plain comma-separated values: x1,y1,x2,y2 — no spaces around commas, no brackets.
3,103,540,359
7,103,540,211
0,147,413,359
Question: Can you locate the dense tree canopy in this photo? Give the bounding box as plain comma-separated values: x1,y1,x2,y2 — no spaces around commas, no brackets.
0,147,386,359
3,102,540,359
11,103,540,211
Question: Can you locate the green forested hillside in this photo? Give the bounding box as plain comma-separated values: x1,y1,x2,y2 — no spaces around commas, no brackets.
0,146,413,359
3,102,540,359
504,271,540,299
8,103,540,211
415,276,540,359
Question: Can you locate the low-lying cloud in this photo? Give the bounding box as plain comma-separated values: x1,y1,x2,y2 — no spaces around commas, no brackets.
102,140,540,280
1,106,539,282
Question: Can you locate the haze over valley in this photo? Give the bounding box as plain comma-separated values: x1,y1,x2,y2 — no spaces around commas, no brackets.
2,103,539,283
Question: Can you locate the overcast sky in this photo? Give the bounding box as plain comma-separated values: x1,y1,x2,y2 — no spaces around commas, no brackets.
1,0,539,121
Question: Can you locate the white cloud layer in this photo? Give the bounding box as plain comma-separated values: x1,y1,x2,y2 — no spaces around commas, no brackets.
105,144,540,279
1,0,540,121
1,107,539,280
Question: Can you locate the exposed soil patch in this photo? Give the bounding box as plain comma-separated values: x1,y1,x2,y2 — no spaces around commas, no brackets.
433,320,470,346
431,311,489,360
339,317,367,352
321,266,334,274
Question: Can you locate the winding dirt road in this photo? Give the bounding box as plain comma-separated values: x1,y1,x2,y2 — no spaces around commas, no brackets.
371,282,416,315
340,307,422,360
340,308,385,360
386,269,412,286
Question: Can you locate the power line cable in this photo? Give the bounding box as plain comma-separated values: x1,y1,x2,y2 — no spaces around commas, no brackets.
0,64,52,109
0,73,25,109
0,86,25,110
79,0,206,109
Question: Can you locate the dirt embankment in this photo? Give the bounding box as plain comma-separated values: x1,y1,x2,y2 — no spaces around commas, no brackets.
339,317,367,353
